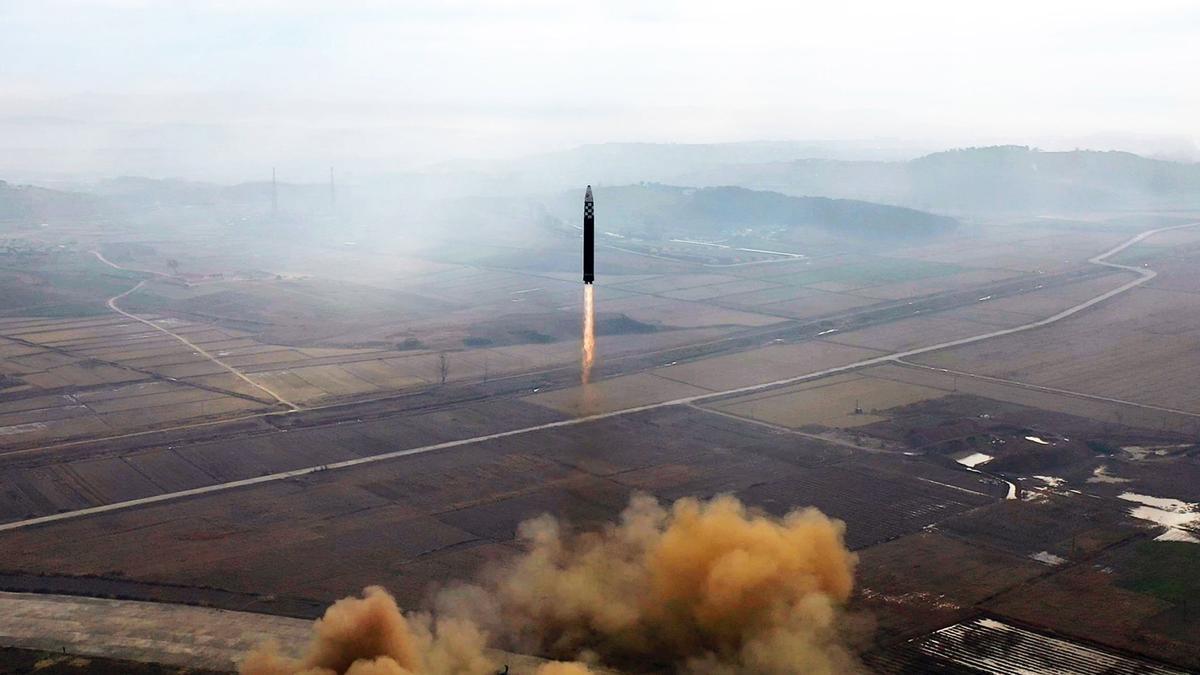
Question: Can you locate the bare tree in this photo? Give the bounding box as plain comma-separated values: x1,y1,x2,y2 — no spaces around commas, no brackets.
439,352,448,385
166,258,180,275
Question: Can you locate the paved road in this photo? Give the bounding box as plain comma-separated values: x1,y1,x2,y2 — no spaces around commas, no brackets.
0,225,1187,534
6,252,1088,459
91,250,176,280
0,590,308,671
93,250,299,410
0,590,568,673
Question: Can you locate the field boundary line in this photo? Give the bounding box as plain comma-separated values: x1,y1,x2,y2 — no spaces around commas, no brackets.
0,225,1189,532
890,360,1200,419
93,252,299,411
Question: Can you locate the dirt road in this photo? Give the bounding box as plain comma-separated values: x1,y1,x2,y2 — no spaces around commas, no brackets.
1,225,1183,534
93,251,299,410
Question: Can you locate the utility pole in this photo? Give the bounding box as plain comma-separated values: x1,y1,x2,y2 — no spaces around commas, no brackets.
271,167,278,216
439,352,448,385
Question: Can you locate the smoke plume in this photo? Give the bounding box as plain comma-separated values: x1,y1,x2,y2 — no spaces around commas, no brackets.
242,494,859,674
581,284,595,386
239,586,494,675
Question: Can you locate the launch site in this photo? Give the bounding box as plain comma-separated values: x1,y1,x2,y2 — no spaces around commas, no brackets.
2,2,1200,674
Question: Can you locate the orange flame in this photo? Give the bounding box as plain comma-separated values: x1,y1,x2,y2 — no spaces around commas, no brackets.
582,284,595,385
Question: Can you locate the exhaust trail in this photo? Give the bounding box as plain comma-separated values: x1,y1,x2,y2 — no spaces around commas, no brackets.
582,284,595,385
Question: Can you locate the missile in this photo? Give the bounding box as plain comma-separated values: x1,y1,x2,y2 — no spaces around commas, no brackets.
583,185,594,284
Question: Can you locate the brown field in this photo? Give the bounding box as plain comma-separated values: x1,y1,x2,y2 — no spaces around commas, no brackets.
853,267,1023,300
0,269,771,441
963,271,1133,317
865,362,1200,433
823,315,999,353
711,284,829,307
0,397,566,525
523,372,709,415
657,278,784,301
4,218,1200,670
606,273,737,294
644,340,882,391
617,298,785,328
896,228,1133,273
752,291,878,320
708,373,946,429
984,549,1197,669
937,493,1147,561
0,407,998,609
854,530,1047,642
930,302,1051,327
914,279,1200,414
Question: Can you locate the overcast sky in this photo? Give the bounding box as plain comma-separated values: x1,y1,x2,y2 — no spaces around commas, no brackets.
2,0,1199,181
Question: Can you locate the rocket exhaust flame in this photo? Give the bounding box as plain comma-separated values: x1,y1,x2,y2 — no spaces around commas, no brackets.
582,285,595,386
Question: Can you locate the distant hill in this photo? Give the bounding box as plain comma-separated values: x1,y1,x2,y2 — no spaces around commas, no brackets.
0,180,108,225
543,184,958,242
679,146,1200,212
424,140,933,196
91,176,333,212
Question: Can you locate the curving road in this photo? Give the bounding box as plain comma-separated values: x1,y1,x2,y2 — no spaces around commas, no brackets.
0,225,1187,534
92,251,299,410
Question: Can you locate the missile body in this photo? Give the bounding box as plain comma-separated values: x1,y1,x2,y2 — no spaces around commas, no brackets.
583,185,595,284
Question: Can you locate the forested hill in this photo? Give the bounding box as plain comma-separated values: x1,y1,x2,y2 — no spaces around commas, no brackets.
0,181,108,225
545,184,958,242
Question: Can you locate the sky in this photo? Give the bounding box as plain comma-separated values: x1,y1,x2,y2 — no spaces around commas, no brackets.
2,0,1199,181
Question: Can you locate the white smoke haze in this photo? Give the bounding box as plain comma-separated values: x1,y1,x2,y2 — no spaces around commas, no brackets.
242,494,862,675
3,1,1199,181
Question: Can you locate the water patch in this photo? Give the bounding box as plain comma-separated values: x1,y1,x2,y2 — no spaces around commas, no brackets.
955,452,993,468
1021,475,1070,502
953,453,1016,499
1029,551,1067,566
1087,465,1130,484
1122,444,1191,461
1119,492,1200,543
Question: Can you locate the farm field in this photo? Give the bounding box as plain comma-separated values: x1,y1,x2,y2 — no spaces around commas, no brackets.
912,258,1200,414
0,406,1004,609
705,372,946,429
854,530,1047,642
0,397,565,525
983,539,1200,669
2,219,1127,453
865,361,1200,434
3,213,1200,672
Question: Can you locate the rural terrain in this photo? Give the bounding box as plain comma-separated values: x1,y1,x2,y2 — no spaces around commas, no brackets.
1,148,1199,673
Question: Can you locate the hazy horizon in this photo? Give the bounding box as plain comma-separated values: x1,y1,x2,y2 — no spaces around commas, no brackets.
3,1,1200,182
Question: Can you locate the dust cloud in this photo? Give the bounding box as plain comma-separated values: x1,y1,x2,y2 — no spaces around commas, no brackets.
242,494,860,675
239,586,498,675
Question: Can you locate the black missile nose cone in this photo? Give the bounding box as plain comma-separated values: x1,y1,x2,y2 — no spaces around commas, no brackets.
585,185,593,202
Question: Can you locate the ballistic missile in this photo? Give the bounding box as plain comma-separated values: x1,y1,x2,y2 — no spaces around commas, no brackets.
583,185,594,284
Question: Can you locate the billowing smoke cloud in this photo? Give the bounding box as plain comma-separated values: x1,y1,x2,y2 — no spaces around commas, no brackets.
242,494,859,674
240,586,500,675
